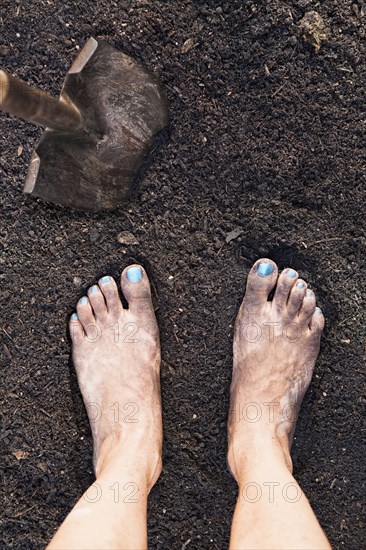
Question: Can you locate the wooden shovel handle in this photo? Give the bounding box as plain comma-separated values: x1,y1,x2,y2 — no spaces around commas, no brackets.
0,70,83,132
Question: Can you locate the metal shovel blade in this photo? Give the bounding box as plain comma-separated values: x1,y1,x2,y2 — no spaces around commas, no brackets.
22,38,169,211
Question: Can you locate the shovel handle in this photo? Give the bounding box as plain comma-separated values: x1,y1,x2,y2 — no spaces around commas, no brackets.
0,70,83,132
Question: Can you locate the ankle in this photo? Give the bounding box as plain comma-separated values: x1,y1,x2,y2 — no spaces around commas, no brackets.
228,429,293,483
95,436,162,491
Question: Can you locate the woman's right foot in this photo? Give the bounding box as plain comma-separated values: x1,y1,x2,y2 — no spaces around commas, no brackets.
69,264,162,489
228,259,325,479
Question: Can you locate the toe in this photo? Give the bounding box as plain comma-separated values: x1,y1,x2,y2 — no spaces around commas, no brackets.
98,276,123,318
310,307,325,332
244,259,278,306
76,296,97,336
298,288,316,322
69,312,84,341
287,279,307,316
88,285,108,321
272,268,299,311
121,264,155,318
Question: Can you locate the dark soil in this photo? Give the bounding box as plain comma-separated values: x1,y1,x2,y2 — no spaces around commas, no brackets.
0,1,365,548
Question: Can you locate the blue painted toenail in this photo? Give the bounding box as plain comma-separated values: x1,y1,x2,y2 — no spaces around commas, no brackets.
90,285,99,294
257,262,274,277
71,313,78,320
127,266,143,283
306,289,312,297
316,307,322,314
101,276,110,284
287,269,297,278
80,297,88,305
297,281,305,288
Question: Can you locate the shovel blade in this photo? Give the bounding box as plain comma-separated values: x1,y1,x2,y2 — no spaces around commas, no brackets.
24,38,169,211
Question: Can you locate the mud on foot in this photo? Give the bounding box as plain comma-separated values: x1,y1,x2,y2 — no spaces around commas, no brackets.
69,264,162,489
228,258,325,478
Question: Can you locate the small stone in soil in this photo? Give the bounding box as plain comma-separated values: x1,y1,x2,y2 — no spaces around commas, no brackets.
117,231,139,245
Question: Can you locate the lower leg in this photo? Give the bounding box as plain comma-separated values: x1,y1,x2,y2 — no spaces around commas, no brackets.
230,434,329,549
48,454,150,549
228,259,330,549
47,265,162,549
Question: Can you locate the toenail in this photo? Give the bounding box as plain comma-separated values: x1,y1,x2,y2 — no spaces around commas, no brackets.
127,266,143,283
297,281,305,288
287,269,297,278
71,313,78,320
316,307,322,314
80,297,88,305
257,262,274,277
90,285,99,294
101,276,110,284
306,289,313,297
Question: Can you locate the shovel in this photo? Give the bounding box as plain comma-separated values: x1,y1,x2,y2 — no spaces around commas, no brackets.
0,37,169,211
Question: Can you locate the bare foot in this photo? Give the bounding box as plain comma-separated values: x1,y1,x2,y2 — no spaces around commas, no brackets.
228,258,325,479
69,265,162,489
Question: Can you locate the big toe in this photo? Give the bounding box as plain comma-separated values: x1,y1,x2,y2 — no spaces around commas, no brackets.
121,264,155,318
243,258,278,307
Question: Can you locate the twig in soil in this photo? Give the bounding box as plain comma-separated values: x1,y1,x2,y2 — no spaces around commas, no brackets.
162,359,176,375
338,314,361,327
272,83,286,97
3,343,12,359
13,505,37,518
170,320,180,343
39,408,52,418
302,237,342,248
150,279,159,300
2,327,13,341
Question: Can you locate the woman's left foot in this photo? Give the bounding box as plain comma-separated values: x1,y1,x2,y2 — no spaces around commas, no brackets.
228,259,325,478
